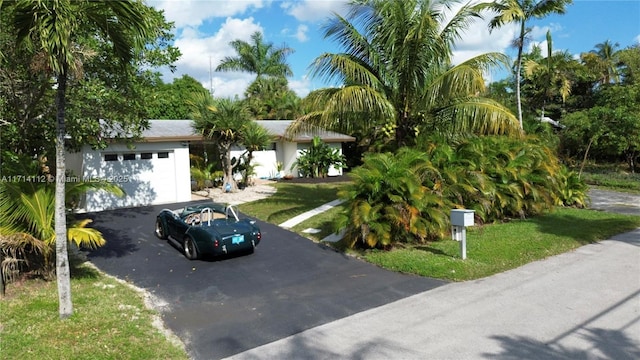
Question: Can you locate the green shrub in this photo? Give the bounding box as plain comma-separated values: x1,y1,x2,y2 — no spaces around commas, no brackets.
337,135,589,249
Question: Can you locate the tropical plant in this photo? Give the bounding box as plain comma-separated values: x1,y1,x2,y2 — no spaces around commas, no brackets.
189,94,253,191
0,154,123,290
522,30,577,120
1,232,48,297
336,148,450,249
583,40,621,86
239,120,273,185
294,136,345,178
336,134,585,249
290,0,518,149
3,0,151,318
216,31,294,80
477,0,574,129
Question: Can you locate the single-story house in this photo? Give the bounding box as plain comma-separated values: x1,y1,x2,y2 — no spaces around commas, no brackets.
67,119,354,212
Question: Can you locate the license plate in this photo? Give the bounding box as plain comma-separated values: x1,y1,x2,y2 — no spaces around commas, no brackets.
231,234,245,244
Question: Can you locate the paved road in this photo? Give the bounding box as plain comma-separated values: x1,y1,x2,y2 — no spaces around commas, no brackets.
83,201,445,360
225,189,640,359
588,188,640,216
227,232,640,359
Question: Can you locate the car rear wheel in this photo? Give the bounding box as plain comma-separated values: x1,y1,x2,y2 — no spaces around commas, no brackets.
183,236,199,260
155,218,168,239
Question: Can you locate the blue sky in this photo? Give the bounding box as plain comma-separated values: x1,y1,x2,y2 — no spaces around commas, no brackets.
150,0,640,98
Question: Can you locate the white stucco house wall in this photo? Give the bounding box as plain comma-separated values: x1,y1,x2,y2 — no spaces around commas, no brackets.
68,119,354,212
230,120,355,179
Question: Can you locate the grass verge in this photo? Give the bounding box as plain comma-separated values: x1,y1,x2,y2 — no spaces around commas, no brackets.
351,208,640,281
238,182,345,225
0,264,187,360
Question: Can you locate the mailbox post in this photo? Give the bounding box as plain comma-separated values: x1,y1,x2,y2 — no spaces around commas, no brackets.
451,209,475,260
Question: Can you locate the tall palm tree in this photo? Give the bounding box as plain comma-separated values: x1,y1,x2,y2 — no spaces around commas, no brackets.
216,31,294,80
477,0,573,129
291,0,519,148
591,40,621,85
6,0,150,319
189,94,253,191
523,30,575,116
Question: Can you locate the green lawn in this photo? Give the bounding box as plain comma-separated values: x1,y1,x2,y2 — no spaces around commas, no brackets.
1,264,188,360
361,207,640,281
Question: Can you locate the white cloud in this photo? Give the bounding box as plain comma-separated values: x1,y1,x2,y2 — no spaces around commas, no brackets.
289,76,312,98
281,0,349,23
150,0,265,28
295,25,309,42
163,17,263,98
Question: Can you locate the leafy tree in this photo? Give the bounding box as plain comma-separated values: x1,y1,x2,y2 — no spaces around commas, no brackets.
0,2,180,155
294,136,345,178
3,0,152,319
477,0,573,129
617,45,640,85
216,31,294,80
562,84,640,173
292,0,518,149
190,94,253,191
144,74,209,120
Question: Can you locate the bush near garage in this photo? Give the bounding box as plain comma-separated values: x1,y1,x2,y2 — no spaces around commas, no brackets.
336,135,588,249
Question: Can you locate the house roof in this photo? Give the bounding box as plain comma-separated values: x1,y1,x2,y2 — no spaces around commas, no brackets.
142,119,355,143
142,119,202,142
257,120,355,143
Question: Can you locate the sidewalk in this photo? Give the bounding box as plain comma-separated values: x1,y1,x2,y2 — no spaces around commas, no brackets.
227,228,640,359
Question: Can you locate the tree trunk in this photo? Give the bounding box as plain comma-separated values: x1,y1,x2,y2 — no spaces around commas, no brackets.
578,136,596,179
55,72,73,319
0,251,5,298
515,20,526,130
221,142,237,192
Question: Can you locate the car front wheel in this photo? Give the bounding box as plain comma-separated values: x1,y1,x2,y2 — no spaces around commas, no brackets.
183,236,199,260
155,218,168,239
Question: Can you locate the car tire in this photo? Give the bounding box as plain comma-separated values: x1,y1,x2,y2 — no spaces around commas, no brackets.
155,218,168,239
183,236,199,260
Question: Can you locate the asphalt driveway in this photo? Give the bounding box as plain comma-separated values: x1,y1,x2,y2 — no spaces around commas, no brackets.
84,200,445,360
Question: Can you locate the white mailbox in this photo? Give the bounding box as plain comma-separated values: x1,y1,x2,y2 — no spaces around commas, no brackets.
451,209,475,260
451,209,474,227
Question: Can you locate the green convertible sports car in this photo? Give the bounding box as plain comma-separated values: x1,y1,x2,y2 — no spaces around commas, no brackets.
154,202,261,260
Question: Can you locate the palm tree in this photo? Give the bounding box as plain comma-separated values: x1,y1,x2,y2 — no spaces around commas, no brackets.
239,121,273,185
0,155,123,291
589,40,621,85
477,0,573,129
216,31,294,80
523,30,576,117
291,0,519,148
189,94,253,192
6,0,150,319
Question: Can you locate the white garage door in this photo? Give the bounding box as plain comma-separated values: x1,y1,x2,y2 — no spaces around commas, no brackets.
86,150,178,211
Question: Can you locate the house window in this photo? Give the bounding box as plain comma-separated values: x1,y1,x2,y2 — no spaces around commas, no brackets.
104,154,118,162
140,153,152,160
157,152,169,159
123,153,136,161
